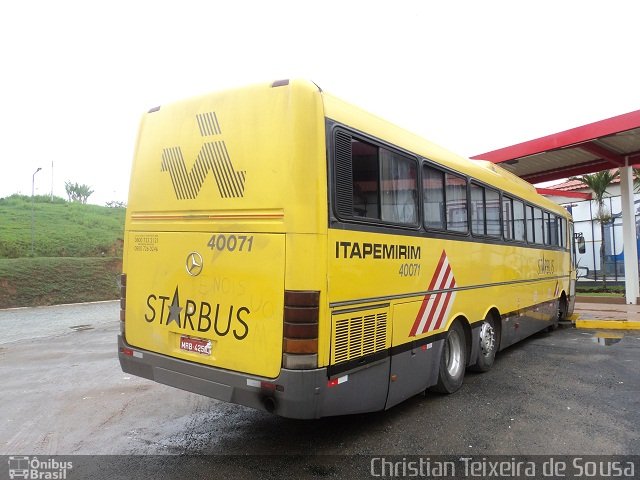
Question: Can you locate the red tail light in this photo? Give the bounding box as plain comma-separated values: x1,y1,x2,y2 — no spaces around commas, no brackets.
282,290,319,369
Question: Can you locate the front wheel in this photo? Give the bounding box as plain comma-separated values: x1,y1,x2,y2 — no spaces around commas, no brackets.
557,295,568,322
431,320,467,394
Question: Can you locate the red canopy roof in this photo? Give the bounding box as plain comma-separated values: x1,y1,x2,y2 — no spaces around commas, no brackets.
471,110,640,184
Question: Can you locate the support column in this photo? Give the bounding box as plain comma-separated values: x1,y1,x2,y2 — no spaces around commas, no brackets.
619,164,639,304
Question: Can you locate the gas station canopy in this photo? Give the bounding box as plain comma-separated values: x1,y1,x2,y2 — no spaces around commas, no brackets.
471,109,640,184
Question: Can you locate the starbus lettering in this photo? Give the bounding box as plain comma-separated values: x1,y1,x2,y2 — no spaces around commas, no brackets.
335,241,421,260
537,254,555,275
144,286,249,340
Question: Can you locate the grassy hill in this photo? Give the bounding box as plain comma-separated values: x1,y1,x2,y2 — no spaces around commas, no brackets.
0,195,125,308
0,194,124,258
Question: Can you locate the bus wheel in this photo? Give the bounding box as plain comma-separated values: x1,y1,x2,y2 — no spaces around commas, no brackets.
431,320,467,394
557,295,568,322
547,296,567,332
470,315,497,373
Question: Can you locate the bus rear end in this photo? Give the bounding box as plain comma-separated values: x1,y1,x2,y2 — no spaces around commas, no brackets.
118,80,329,418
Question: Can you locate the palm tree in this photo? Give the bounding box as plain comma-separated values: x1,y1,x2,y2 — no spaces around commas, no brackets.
570,170,619,289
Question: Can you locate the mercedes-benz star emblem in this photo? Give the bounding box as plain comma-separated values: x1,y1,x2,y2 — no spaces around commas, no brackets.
185,252,204,276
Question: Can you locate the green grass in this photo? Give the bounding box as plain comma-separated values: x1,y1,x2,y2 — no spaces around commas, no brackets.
0,194,125,307
0,257,122,308
0,194,125,258
575,285,624,297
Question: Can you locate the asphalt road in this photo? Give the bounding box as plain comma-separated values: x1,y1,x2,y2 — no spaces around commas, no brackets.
1,302,639,477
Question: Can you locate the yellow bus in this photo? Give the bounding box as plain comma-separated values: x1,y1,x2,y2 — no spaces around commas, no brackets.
118,79,577,419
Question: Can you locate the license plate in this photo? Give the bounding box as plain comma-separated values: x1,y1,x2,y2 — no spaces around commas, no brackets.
179,335,212,355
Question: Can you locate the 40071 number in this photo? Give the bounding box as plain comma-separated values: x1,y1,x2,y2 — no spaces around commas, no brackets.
207,235,254,253
399,263,421,277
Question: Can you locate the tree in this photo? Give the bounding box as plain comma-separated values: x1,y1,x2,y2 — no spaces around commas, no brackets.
570,170,619,288
64,181,95,204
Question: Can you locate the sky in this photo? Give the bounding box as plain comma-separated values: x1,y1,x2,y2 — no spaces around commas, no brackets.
1,0,639,205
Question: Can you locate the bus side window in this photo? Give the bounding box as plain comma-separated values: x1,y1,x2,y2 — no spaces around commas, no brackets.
533,207,544,244
380,149,418,225
485,188,500,237
445,172,468,233
471,183,485,235
423,165,445,229
351,138,380,219
513,200,525,242
503,196,514,240
526,205,535,243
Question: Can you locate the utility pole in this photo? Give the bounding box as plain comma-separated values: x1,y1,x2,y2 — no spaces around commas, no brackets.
51,161,54,202
31,167,42,256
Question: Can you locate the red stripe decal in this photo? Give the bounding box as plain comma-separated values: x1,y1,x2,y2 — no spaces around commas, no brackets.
409,250,458,337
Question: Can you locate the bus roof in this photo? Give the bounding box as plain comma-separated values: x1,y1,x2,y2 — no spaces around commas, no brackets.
320,87,569,218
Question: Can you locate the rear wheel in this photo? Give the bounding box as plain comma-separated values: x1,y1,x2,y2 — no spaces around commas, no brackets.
470,315,498,373
431,320,467,394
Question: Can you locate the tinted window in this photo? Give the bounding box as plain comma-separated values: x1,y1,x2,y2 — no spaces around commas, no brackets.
340,133,418,225
486,188,500,237
513,200,525,242
503,196,514,240
533,208,544,244
423,166,445,229
471,183,485,235
380,149,418,224
526,206,535,243
351,138,379,219
445,172,468,233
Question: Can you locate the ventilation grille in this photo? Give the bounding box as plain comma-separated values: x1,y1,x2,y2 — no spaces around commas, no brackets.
332,309,388,365
334,130,353,219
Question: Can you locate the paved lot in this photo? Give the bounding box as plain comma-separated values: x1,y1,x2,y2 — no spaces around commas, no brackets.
1,301,638,475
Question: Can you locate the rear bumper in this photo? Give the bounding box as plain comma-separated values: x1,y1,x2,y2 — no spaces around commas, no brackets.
118,335,390,419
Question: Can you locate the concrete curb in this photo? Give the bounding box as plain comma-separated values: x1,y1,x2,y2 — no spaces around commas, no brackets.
0,299,118,312
575,319,640,330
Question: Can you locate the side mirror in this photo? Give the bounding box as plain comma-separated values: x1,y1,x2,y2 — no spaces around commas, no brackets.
577,236,586,254
577,266,589,279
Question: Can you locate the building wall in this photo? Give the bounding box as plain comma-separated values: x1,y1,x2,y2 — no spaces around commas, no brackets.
547,188,640,281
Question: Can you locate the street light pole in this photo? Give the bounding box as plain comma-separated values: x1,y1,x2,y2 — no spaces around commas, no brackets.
31,167,42,256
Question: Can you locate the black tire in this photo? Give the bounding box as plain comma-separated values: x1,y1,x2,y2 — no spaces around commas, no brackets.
431,320,467,394
469,315,498,373
557,295,568,322
547,296,567,332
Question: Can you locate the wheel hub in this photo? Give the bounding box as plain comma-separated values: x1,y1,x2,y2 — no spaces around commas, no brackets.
445,330,463,377
479,322,495,357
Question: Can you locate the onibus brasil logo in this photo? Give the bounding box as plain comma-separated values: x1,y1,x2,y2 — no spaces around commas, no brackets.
8,456,73,479
160,111,246,199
